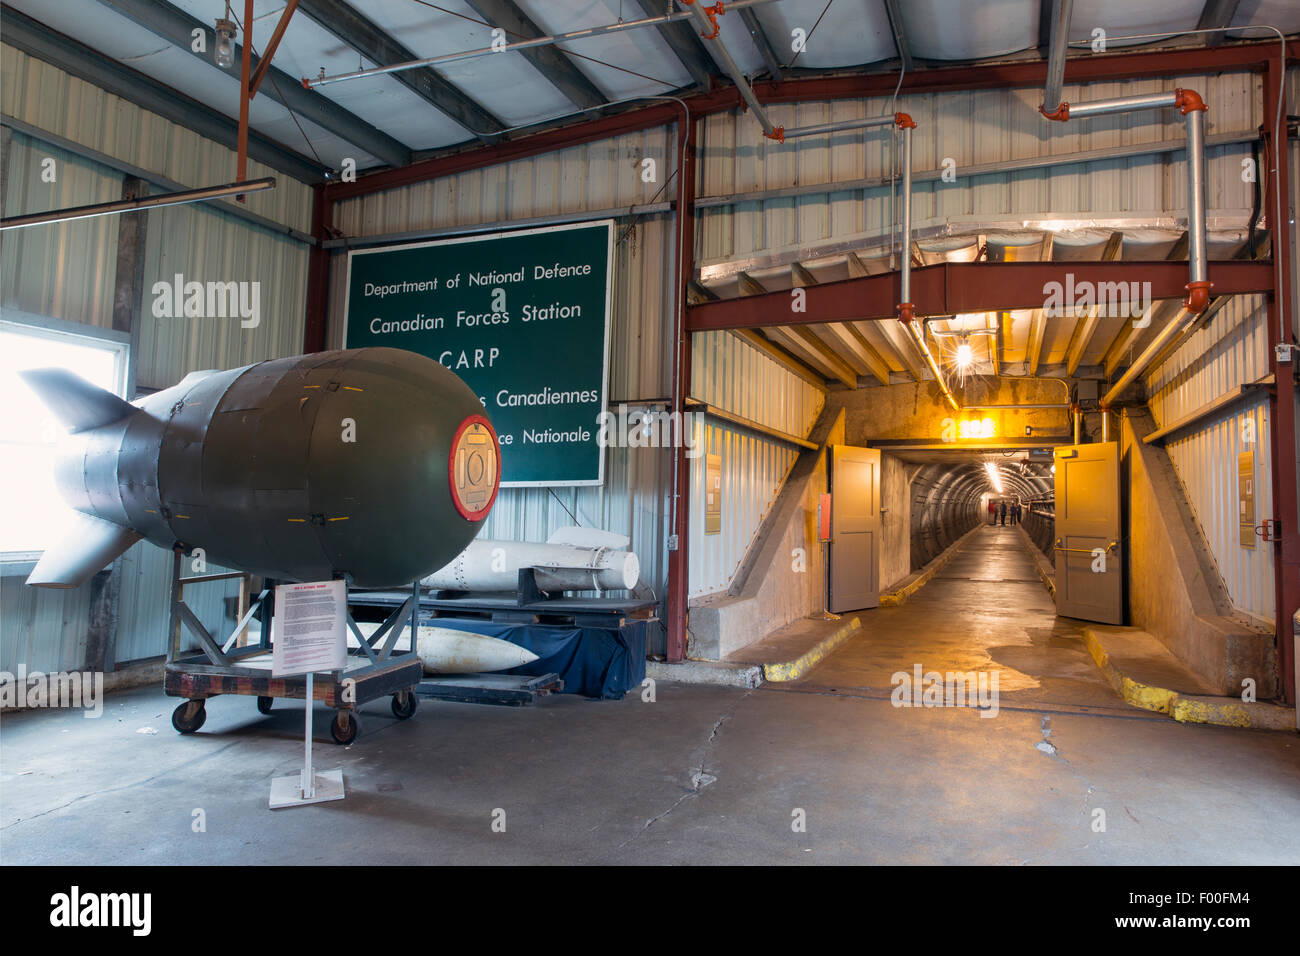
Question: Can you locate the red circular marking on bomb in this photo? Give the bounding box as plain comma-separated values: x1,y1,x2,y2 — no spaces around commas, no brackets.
448,414,500,521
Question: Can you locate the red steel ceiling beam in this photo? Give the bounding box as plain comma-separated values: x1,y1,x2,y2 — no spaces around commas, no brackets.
686,261,1277,331
327,39,1298,202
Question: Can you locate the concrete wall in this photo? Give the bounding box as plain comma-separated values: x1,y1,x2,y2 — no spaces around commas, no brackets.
1121,410,1277,698
687,407,843,659
880,453,912,590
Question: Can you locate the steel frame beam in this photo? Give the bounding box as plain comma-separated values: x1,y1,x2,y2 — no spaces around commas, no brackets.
0,5,328,183
738,6,783,81
87,0,410,169
1196,0,1241,48
628,0,718,88
882,0,914,72
686,261,1277,332
248,0,299,98
1262,53,1298,704
328,38,1298,201
464,0,607,111
296,0,505,143
666,112,696,663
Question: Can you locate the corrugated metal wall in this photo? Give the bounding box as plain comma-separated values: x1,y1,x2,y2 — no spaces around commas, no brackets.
1145,294,1274,621
1,49,311,672
689,330,824,597
698,72,1260,262
136,202,309,389
1,132,120,327
0,42,313,236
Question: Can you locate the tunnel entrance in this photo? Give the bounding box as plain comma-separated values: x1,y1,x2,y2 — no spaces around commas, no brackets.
899,448,1057,575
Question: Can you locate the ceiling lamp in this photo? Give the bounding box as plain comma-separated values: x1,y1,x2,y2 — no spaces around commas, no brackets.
984,461,1005,494
214,7,236,69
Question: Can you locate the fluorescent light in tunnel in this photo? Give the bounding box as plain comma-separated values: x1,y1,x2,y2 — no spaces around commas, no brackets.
984,461,1004,494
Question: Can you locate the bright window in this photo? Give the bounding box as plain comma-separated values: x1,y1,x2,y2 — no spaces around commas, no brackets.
0,320,128,555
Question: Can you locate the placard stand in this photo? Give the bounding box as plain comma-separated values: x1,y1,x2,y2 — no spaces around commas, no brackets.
269,672,346,808
267,580,350,810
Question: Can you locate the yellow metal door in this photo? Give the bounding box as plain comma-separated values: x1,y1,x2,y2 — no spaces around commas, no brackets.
1053,441,1124,625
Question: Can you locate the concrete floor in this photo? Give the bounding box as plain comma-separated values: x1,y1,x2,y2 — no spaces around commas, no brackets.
3,526,1298,865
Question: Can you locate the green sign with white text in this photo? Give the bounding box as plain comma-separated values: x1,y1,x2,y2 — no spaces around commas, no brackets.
343,221,613,486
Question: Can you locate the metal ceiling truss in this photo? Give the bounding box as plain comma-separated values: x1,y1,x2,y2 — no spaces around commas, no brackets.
686,260,1276,331
628,0,718,88
463,0,608,111
296,0,506,143
0,5,328,182
330,37,1298,199
87,0,410,168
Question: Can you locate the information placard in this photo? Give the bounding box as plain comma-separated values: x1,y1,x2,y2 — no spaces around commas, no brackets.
271,580,347,677
343,221,614,486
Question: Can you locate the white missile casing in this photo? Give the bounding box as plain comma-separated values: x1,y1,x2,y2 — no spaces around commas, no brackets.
421,528,639,594
352,622,538,675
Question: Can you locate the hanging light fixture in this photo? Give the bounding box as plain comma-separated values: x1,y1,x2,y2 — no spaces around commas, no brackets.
214,3,236,69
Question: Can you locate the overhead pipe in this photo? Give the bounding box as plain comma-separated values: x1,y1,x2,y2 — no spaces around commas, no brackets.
680,1,785,142
1041,85,1213,408
886,113,959,411
1042,87,1210,318
0,177,276,230
1041,0,1073,120
304,0,781,88
781,113,901,141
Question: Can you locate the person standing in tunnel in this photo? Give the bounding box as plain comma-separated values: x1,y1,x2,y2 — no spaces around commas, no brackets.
988,498,998,525
999,500,1007,526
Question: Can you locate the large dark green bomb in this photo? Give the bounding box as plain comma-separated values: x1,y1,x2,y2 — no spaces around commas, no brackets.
23,347,500,589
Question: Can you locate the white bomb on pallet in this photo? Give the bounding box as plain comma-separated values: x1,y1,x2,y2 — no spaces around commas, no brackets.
422,527,639,594
352,622,538,675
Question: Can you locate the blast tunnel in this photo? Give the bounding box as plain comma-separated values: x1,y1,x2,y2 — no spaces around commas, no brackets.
907,458,1055,570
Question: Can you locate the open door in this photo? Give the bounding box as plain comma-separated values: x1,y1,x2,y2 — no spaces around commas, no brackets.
828,444,881,612
1053,441,1123,624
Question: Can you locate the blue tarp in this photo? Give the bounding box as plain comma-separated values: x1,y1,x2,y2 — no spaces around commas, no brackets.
422,616,648,700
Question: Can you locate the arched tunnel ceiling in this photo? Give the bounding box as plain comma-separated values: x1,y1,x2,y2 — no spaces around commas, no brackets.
911,456,1053,506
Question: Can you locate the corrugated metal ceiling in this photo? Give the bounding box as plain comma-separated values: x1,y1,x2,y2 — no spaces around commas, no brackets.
5,0,1295,177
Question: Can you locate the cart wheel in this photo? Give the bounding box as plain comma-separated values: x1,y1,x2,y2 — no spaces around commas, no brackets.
171,699,206,735
391,690,418,720
330,710,359,745
256,696,274,714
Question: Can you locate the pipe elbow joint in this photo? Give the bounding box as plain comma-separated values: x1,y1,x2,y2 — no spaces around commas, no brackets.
897,302,915,323
1184,280,1213,314
1039,102,1069,122
699,2,725,40
893,112,917,130
1175,88,1207,114
764,126,785,144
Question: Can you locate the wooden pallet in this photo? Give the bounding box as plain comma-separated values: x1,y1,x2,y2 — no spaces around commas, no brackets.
414,672,563,707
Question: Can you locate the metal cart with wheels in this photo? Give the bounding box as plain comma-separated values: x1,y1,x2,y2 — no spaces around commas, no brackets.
161,548,423,744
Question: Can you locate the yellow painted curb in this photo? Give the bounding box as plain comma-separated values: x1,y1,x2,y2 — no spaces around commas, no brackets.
762,616,862,682
1082,628,1295,731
